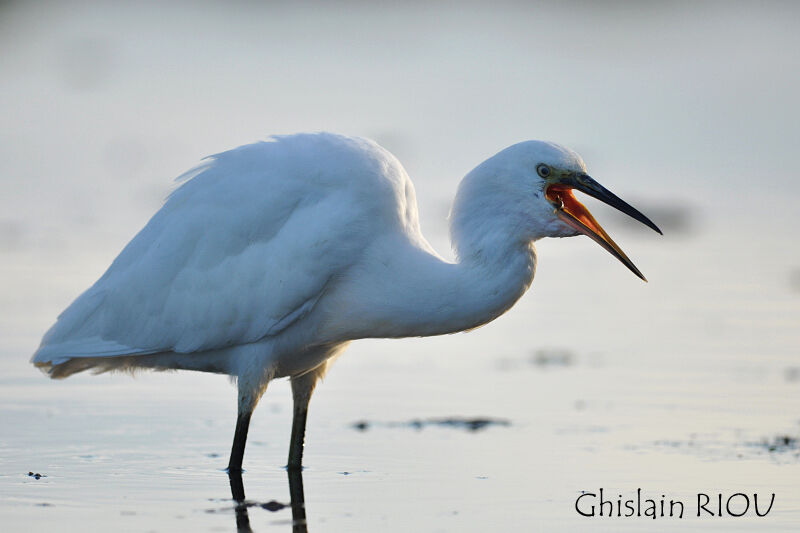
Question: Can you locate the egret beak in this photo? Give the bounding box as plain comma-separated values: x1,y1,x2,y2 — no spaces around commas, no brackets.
545,174,662,282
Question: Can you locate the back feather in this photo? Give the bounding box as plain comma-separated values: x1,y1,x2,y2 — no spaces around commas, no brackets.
33,133,416,372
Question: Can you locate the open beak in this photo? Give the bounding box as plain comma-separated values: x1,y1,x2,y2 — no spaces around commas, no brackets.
545,174,662,282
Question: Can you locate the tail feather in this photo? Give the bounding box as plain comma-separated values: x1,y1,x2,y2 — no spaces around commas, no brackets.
31,337,159,379
33,349,234,379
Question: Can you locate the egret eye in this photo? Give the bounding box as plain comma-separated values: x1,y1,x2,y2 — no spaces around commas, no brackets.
536,164,551,178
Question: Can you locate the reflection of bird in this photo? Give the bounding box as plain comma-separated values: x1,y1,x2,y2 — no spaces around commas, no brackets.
32,133,660,471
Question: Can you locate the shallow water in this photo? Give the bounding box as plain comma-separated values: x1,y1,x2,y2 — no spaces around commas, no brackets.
2,1,800,531
3,223,799,531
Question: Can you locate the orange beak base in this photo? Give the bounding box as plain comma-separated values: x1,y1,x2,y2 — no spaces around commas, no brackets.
545,184,648,281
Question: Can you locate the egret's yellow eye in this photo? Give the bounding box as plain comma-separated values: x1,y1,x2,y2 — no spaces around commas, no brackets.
536,164,551,178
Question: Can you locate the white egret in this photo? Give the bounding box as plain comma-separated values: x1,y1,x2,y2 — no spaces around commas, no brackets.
32,133,661,471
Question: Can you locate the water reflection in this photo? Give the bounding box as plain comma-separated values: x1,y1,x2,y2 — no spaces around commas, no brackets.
228,469,308,532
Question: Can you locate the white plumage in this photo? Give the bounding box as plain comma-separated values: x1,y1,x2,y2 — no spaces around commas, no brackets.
32,132,659,471
35,134,413,364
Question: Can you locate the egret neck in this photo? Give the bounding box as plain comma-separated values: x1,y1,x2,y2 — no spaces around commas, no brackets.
324,223,537,341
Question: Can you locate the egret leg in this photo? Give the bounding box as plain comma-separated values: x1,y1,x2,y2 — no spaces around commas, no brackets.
228,409,252,473
228,469,253,532
288,467,308,532
288,371,318,470
228,382,266,473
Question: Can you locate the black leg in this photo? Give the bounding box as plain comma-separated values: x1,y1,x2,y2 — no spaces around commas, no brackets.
229,467,246,502
288,372,318,470
228,380,267,473
288,402,308,470
228,409,252,473
288,467,308,532
228,469,253,532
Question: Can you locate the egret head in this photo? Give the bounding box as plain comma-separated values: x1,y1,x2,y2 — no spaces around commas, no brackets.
451,140,661,280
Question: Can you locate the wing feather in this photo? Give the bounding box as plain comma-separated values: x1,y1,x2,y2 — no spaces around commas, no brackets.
33,133,406,365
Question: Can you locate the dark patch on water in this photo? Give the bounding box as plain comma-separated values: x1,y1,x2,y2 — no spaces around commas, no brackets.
27,471,45,480
261,500,287,512
430,417,510,431
206,499,290,514
351,416,510,433
530,348,574,368
337,470,368,476
495,348,579,372
647,430,800,462
653,439,687,448
756,435,799,454
785,367,800,382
